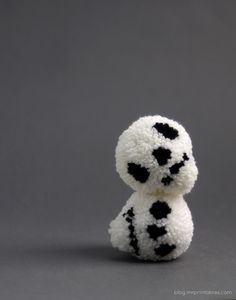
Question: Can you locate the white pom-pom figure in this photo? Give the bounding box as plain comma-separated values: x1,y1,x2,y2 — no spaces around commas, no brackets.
109,116,198,261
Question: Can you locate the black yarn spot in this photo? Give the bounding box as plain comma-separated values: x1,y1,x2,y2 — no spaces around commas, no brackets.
129,224,135,236
183,153,189,161
130,239,139,253
126,208,134,217
147,224,167,240
149,201,171,220
169,152,189,175
161,176,173,186
153,123,178,140
152,147,171,166
127,163,150,183
123,207,139,256
169,161,185,175
155,243,176,257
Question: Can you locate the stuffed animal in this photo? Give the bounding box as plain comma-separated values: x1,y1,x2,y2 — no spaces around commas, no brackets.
109,115,198,261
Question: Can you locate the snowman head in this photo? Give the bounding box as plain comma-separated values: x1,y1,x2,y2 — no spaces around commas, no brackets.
115,115,198,195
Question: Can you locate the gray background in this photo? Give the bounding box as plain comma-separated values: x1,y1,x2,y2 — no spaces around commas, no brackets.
0,0,235,299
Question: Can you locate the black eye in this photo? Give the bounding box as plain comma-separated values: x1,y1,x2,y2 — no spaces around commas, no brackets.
127,163,150,183
152,147,171,166
153,122,178,140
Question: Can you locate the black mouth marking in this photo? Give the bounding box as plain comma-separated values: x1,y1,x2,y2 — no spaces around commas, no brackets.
169,161,185,175
161,153,189,185
170,152,189,175
123,207,139,256
161,176,173,186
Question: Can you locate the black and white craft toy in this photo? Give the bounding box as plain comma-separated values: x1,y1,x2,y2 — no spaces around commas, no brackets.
109,116,198,261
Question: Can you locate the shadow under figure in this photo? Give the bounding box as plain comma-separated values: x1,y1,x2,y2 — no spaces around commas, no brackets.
0,242,139,265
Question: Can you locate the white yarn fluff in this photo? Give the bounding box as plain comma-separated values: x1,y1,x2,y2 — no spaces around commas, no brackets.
109,115,198,261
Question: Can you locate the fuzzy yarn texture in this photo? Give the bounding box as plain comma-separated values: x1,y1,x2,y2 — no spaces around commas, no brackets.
109,115,198,261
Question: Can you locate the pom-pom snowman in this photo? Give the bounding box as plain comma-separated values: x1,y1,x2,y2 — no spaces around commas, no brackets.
109,115,198,261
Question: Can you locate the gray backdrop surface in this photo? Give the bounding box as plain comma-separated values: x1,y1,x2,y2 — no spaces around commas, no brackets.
0,1,235,299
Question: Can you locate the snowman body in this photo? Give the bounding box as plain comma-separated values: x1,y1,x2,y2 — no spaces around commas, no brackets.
109,115,198,261
109,192,193,261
